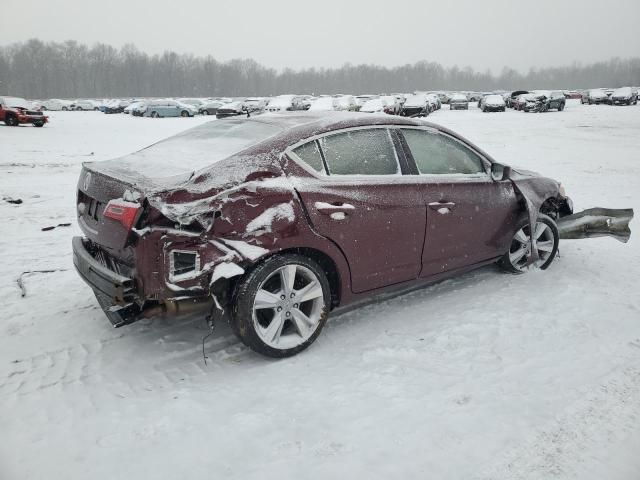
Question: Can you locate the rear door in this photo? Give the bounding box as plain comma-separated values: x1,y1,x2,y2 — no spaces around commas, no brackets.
289,127,427,293
398,127,520,277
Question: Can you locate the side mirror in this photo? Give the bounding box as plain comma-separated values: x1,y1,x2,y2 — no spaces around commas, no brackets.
491,163,512,181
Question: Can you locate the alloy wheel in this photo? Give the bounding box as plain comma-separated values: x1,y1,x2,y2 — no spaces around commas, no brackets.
252,264,325,350
508,221,557,272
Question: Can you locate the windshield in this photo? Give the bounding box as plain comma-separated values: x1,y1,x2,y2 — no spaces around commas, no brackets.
106,119,284,179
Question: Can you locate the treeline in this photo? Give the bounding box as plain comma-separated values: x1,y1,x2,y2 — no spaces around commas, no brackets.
1,39,640,98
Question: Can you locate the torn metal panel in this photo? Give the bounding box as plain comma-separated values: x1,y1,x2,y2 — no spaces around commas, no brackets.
509,168,564,264
557,208,634,243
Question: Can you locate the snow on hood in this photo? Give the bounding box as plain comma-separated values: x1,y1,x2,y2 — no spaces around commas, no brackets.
1,96,31,109
589,89,607,98
612,87,632,97
403,94,428,107
485,95,505,105
449,94,468,102
309,97,336,111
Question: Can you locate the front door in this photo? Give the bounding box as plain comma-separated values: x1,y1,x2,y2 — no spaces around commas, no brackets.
398,127,520,277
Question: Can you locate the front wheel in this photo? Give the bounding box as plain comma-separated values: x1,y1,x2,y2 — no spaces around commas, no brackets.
232,254,331,358
33,121,44,127
499,214,559,274
180,110,190,117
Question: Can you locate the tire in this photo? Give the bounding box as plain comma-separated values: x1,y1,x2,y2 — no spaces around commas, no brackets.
150,111,159,118
180,110,189,117
94,107,99,111
62,107,68,111
41,106,48,111
499,214,559,274
202,110,209,115
232,254,331,358
558,102,565,111
5,114,18,126
33,121,44,127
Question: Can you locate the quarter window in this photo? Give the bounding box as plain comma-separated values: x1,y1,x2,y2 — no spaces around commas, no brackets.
320,129,398,175
292,140,325,174
402,129,485,175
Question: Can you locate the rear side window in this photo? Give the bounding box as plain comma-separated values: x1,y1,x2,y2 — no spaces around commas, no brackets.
319,129,398,175
402,129,485,175
292,140,325,174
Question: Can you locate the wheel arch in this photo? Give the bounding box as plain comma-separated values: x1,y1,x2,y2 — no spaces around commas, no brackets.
213,246,343,311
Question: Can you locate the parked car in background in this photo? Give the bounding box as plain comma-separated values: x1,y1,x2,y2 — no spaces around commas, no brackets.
71,99,100,111
215,101,247,119
354,95,378,109
40,98,73,111
124,101,147,116
308,97,337,111
243,97,268,113
448,93,469,110
585,89,610,105
72,112,572,358
199,100,225,116
333,95,358,111
506,90,528,108
103,99,131,114
400,94,429,117
479,94,506,112
265,95,307,112
524,91,566,112
143,99,198,118
178,98,206,109
0,96,48,126
359,96,397,114
425,94,441,112
611,87,638,105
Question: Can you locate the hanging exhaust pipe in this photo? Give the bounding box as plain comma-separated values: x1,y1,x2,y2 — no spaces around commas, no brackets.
139,297,212,319
557,208,634,243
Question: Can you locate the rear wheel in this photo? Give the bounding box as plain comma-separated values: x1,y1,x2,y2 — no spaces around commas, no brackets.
5,114,18,126
232,254,331,358
33,121,44,127
499,214,559,273
202,110,209,115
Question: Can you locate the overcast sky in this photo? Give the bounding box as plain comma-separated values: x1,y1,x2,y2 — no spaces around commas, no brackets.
2,0,639,73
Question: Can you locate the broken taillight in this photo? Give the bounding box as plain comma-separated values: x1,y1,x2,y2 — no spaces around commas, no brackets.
103,199,141,230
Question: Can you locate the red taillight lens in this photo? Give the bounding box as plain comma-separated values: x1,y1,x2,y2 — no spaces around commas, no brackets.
103,199,141,230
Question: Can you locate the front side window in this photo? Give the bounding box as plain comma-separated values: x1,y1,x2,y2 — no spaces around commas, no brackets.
319,128,398,175
292,140,325,174
402,129,485,175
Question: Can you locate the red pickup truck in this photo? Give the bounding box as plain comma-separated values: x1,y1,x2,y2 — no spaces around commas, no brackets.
0,96,49,127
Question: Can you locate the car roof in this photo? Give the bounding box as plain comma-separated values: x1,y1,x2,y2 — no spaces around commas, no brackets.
249,111,428,132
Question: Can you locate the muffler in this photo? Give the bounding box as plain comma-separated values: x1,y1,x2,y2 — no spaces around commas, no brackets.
557,208,634,243
139,297,212,319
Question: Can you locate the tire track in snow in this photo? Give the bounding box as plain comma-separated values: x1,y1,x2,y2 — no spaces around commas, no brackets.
474,362,640,480
0,320,249,398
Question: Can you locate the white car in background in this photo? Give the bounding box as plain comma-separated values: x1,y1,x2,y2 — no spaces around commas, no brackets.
308,96,337,111
359,96,395,114
72,99,100,111
334,95,358,111
265,95,307,112
41,99,73,111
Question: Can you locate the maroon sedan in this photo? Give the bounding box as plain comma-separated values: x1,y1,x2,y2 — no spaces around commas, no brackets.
73,112,572,357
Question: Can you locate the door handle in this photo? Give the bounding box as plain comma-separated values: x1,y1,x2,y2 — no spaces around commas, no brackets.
428,201,456,214
314,201,355,215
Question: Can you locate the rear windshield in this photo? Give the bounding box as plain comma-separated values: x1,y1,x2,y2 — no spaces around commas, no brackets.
111,119,283,178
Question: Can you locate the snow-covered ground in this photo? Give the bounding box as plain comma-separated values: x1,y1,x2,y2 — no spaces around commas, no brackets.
1,103,639,480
